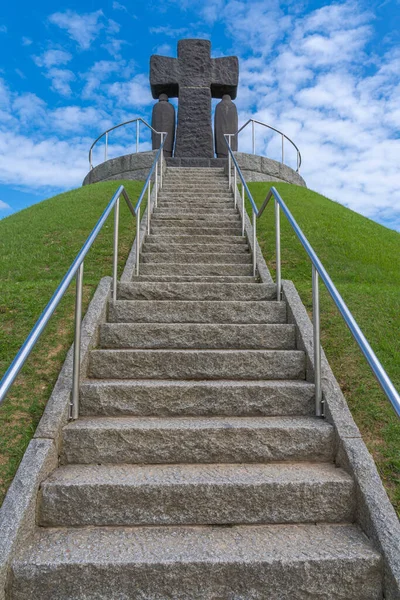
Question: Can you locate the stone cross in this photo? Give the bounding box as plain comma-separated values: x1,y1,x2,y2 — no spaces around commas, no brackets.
150,39,238,158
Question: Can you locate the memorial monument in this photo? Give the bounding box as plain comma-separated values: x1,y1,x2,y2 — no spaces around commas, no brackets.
150,39,238,159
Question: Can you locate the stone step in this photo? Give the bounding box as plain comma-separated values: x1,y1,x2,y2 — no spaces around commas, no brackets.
141,252,252,264
61,416,333,464
10,524,382,600
39,462,355,527
155,207,238,215
151,217,240,227
145,234,247,244
130,275,258,282
88,349,305,380
108,300,286,324
99,323,296,350
162,184,230,190
141,242,250,253
150,226,243,236
117,282,276,301
138,263,253,276
79,379,315,417
160,195,234,201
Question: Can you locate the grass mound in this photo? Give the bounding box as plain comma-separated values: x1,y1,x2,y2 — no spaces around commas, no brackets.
0,180,142,503
246,182,400,513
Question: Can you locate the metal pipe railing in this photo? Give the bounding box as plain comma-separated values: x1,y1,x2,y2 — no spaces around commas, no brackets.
225,138,400,420
0,137,166,420
89,118,164,170
234,118,302,173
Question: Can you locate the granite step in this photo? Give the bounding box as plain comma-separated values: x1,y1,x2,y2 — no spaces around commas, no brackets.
150,226,243,236
151,217,241,227
10,524,382,600
117,281,276,301
108,300,286,324
145,234,246,244
130,274,258,282
155,207,238,215
137,263,253,276
88,349,305,380
60,416,333,465
99,323,296,350
141,252,252,264
39,462,355,527
79,379,315,417
141,242,250,253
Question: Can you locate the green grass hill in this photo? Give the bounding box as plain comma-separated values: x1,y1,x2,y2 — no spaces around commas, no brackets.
0,179,399,515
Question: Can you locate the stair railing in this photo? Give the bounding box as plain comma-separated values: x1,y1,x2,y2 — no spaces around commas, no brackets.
0,136,166,420
226,119,302,173
88,118,165,170
225,137,400,420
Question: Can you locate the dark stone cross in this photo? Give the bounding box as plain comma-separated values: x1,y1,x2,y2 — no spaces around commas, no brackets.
150,39,238,158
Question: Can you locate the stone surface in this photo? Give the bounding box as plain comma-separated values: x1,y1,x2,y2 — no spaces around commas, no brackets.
151,94,175,156
61,416,334,465
39,463,355,527
150,39,238,157
108,299,287,323
117,281,276,301
88,349,305,380
99,322,296,349
83,150,158,186
79,379,315,417
11,525,382,600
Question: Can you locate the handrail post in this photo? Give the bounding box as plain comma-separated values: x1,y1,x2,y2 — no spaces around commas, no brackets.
275,199,281,300
241,182,245,236
160,133,164,189
234,165,237,207
105,132,108,162
228,136,232,189
112,197,120,302
252,211,257,277
155,159,158,209
147,183,151,234
89,149,93,170
70,262,84,420
281,135,284,164
136,120,139,153
252,121,255,155
312,265,323,417
136,208,140,276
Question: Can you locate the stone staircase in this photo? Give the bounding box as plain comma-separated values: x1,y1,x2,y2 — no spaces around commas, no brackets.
9,167,382,598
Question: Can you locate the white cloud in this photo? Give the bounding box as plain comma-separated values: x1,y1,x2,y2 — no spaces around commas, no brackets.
0,200,11,210
149,26,189,37
0,25,7,34
33,49,72,69
113,2,128,12
22,37,32,46
108,74,153,107
49,10,104,50
47,69,75,96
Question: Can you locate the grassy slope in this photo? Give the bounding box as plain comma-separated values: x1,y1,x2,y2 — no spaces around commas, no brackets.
246,182,400,514
0,180,143,504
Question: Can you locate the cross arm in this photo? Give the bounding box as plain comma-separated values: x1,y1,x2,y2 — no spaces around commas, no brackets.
211,56,239,99
149,55,180,99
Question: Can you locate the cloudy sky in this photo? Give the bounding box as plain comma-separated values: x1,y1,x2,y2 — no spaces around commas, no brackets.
0,0,399,230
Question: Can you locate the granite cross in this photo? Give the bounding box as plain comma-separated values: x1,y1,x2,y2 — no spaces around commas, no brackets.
150,39,238,158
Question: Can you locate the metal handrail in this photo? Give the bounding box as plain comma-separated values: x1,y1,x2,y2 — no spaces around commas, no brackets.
225,138,400,420
88,118,165,170
228,118,302,173
0,137,166,419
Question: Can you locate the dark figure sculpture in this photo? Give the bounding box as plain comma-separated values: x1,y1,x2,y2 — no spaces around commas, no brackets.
214,94,238,158
151,93,175,157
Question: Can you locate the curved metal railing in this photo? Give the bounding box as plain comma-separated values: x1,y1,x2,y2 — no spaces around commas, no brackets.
0,136,166,419
227,118,302,172
88,118,165,170
224,136,400,420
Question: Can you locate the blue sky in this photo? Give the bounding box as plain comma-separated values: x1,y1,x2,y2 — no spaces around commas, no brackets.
0,0,399,230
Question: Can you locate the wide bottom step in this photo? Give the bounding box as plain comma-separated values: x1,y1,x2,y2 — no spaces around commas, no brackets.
11,524,382,599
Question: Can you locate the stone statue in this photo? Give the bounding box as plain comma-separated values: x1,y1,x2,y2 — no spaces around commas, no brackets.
151,93,175,157
214,94,238,158
150,39,238,158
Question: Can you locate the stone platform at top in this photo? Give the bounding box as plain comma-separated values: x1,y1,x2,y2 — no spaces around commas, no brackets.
150,39,238,158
